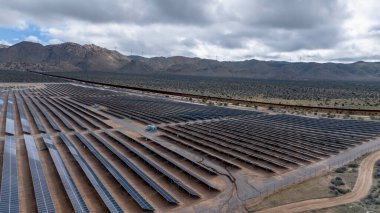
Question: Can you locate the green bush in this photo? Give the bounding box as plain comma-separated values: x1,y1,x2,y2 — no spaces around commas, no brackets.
331,177,345,186
335,167,347,173
336,188,351,194
347,163,359,168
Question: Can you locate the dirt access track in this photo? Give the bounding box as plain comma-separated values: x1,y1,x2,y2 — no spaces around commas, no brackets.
256,150,380,213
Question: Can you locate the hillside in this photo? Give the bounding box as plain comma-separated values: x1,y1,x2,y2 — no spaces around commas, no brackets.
0,41,151,73
1,41,380,81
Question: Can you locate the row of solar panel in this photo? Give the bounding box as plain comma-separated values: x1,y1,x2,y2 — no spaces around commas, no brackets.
88,132,179,203
100,132,201,197
6,94,15,135
37,97,74,131
48,98,104,130
42,135,89,213
0,136,19,212
29,97,60,131
15,94,31,134
3,93,45,135
24,135,55,213
72,133,155,211
58,134,123,212
22,94,46,133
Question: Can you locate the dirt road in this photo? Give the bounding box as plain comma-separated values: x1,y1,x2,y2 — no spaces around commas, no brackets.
255,150,380,213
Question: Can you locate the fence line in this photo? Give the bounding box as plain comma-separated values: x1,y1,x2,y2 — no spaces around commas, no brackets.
228,139,380,211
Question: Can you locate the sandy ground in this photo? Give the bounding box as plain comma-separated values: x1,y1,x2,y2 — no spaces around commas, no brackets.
256,150,380,213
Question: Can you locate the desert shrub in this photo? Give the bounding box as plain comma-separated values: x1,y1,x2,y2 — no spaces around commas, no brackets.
336,188,351,194
331,177,345,186
374,172,380,179
348,163,359,168
335,167,347,173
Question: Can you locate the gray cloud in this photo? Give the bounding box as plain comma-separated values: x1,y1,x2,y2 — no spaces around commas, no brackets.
2,0,215,25
203,0,349,51
0,0,374,62
244,0,346,29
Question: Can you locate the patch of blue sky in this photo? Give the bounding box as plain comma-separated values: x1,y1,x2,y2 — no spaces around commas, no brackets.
0,25,50,45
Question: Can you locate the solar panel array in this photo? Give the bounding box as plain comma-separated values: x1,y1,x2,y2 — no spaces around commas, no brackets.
58,134,123,212
99,132,203,196
24,135,55,213
88,132,178,203
72,133,154,211
0,136,19,213
37,97,74,131
42,135,89,213
159,114,380,172
30,97,60,132
0,83,379,212
73,95,258,125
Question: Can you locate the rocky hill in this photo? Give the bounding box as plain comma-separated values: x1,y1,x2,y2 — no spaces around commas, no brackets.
1,41,380,81
0,41,151,73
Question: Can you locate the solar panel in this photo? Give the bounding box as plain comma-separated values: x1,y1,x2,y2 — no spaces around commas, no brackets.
5,94,15,135
55,98,108,129
24,99,46,133
97,132,196,198
39,98,74,131
30,98,60,132
58,134,123,213
6,94,13,120
5,119,15,135
0,96,3,112
99,132,200,197
72,133,154,211
112,132,218,190
51,103,87,130
42,135,89,213
24,135,55,213
0,136,19,213
15,95,31,134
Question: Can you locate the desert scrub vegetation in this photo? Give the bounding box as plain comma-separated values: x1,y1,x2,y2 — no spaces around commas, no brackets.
48,71,380,110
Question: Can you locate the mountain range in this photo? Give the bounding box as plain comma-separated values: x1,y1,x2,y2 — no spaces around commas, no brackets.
1,41,380,81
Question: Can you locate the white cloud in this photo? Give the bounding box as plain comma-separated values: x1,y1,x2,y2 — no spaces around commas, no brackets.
48,38,62,44
0,40,11,46
24,35,41,43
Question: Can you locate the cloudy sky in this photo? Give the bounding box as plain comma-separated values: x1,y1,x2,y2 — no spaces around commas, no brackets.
0,0,379,62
